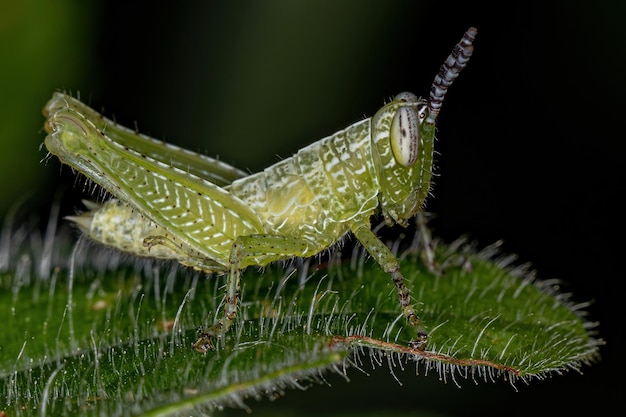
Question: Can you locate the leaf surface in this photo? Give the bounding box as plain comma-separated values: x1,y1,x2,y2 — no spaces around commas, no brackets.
0,224,601,416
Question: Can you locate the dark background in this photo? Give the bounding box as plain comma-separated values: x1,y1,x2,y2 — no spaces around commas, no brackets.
1,1,623,416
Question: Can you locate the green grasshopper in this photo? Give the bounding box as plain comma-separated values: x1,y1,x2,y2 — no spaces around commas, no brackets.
43,27,476,353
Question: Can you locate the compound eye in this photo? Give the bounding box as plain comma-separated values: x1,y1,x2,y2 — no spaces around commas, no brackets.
393,92,418,103
390,106,419,167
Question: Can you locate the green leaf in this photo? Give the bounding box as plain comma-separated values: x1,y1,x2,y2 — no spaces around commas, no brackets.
0,214,601,416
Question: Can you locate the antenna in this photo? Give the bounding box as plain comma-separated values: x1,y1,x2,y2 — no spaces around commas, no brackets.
426,27,477,125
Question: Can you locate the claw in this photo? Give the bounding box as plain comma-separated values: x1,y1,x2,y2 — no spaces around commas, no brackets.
192,321,224,353
192,333,215,353
409,330,428,350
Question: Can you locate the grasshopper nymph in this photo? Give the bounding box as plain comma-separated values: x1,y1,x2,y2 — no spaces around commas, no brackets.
43,27,476,352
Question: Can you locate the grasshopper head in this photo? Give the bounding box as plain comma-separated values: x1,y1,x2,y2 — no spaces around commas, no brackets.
371,92,435,226
372,26,476,227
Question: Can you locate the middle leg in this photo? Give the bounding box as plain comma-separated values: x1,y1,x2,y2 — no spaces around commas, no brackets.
192,234,315,353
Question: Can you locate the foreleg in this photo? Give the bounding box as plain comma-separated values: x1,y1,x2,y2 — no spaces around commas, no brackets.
192,234,313,353
351,223,428,349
